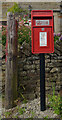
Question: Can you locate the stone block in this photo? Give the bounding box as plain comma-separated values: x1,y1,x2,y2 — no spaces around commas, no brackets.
34,60,40,64
45,68,50,72
20,71,27,76
45,59,50,63
50,68,58,73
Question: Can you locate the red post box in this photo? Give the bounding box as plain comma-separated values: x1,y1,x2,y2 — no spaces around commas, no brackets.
31,10,54,53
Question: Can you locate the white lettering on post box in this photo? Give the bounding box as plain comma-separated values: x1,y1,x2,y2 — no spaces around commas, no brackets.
36,20,49,26
39,32,47,46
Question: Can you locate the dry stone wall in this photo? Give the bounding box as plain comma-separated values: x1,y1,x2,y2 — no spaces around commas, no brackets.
18,40,62,100
2,40,62,101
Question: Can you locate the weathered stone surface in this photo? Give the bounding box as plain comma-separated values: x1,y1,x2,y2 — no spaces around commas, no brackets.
45,68,50,72
50,68,58,73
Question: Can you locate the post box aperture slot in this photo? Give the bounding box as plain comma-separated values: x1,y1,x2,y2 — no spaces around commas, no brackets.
36,20,49,26
39,32,47,47
33,16,52,19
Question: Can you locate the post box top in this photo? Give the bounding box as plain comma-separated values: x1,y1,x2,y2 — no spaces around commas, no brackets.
31,10,53,17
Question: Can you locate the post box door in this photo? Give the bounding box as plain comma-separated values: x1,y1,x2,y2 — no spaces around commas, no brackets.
33,27,53,53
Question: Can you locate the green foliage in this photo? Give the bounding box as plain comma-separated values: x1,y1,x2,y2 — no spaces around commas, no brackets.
18,21,31,45
30,111,35,118
0,114,1,120
2,35,6,46
16,106,35,118
16,105,19,110
7,3,23,14
7,2,28,15
48,84,62,117
25,111,35,120
26,118,33,120
18,107,26,115
54,36,59,43
20,93,25,100
43,116,59,120
20,93,27,103
43,115,48,119
4,111,11,118
2,26,6,46
6,2,31,46
0,31,2,44
22,99,28,104
12,115,18,119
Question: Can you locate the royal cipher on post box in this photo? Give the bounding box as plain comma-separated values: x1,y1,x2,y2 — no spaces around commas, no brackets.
31,10,54,53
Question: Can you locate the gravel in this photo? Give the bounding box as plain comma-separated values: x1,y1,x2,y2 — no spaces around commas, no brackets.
12,98,60,118
2,98,61,119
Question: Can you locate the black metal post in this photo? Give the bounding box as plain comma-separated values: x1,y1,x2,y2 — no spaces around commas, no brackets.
40,53,46,111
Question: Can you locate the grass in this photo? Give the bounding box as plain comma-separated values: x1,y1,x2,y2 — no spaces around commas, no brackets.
48,84,62,118
18,107,26,115
4,111,12,118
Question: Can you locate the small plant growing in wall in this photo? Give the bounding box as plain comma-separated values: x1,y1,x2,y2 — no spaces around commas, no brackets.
54,32,62,43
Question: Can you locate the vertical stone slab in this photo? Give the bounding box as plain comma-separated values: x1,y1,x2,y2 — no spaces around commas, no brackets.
5,12,18,109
